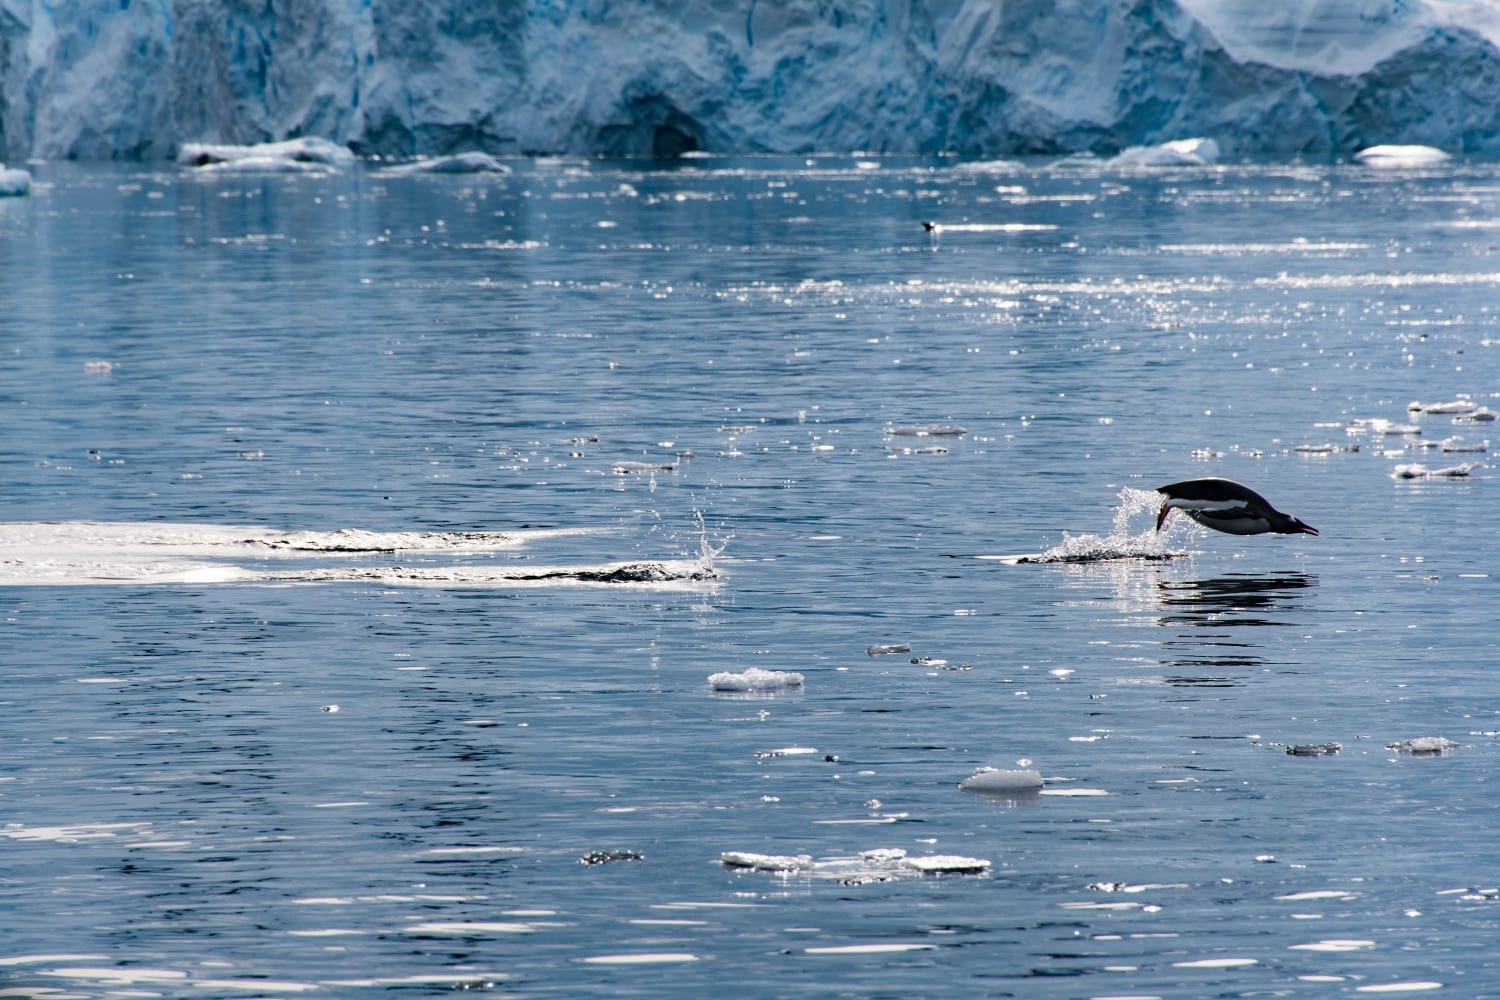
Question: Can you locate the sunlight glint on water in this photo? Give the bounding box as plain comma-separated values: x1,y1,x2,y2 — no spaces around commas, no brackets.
0,156,1497,998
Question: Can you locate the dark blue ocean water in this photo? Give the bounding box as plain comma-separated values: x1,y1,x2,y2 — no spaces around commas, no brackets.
2,154,1499,998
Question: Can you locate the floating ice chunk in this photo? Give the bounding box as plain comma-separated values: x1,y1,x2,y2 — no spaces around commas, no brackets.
1408,399,1477,414
805,943,937,955
579,849,643,865
0,164,32,196
1427,437,1488,453
1290,939,1377,952
1294,442,1358,454
1353,983,1444,993
885,424,967,437
1355,145,1451,167
1284,742,1341,757
194,155,330,174
611,460,676,474
403,921,534,934
178,137,354,169
708,667,804,692
865,642,911,656
1276,889,1358,901
1393,463,1480,480
958,767,1044,794
720,851,812,872
1110,138,1221,166
1454,407,1498,423
1386,736,1459,756
378,152,512,175
921,222,1059,234
859,848,908,863
902,854,991,875
754,746,819,759
1348,417,1420,436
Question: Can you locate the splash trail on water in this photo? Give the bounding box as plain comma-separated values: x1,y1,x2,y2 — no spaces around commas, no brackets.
994,487,1192,564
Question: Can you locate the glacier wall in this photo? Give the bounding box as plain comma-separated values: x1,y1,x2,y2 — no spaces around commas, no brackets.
2,0,1499,161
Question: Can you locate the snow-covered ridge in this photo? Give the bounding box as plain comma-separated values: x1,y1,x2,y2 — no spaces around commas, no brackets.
2,0,1499,161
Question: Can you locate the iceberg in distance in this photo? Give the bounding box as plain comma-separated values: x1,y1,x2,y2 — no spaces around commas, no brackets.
0,164,30,196
177,137,357,170
1354,144,1453,166
1109,137,1222,166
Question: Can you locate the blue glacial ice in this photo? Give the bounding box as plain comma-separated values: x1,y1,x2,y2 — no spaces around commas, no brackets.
1,0,1498,160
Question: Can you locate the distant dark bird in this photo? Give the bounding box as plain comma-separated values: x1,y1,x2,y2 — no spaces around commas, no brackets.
1155,478,1318,536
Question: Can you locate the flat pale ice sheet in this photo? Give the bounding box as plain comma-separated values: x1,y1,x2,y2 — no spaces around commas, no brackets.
1,154,1498,998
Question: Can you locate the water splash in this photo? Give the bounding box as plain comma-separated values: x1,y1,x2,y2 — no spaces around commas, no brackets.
688,507,731,578
1014,487,1191,564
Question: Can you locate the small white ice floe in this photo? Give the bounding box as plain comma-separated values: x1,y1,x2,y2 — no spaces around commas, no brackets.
0,163,32,197
901,854,991,875
1386,736,1460,756
1110,137,1220,167
721,851,812,872
958,767,1045,794
611,460,676,475
1355,145,1450,167
708,667,804,693
754,746,819,759
1294,442,1359,455
866,642,911,656
1420,436,1488,453
1392,462,1481,480
1349,417,1420,436
377,152,511,175
885,424,968,437
320,704,340,713
721,846,989,881
1408,399,1477,415
1454,407,1498,423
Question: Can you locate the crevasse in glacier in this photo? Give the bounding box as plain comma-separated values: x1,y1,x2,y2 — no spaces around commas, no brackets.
1,0,1497,161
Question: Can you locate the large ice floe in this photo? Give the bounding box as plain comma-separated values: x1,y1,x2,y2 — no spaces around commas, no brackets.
0,521,716,589
177,137,356,173
2,1,1500,159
